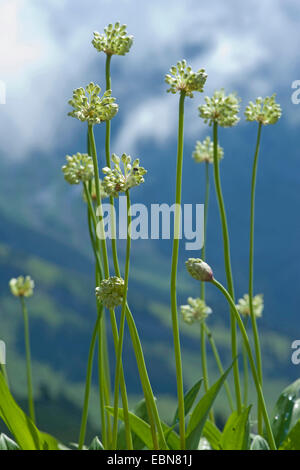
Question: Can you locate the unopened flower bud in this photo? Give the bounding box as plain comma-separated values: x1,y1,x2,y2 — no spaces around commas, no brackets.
180,297,212,324
62,153,94,184
245,94,281,125
192,136,224,164
165,60,207,98
236,294,264,318
95,276,125,309
199,89,240,127
185,258,213,282
92,22,133,56
9,276,34,298
68,83,118,125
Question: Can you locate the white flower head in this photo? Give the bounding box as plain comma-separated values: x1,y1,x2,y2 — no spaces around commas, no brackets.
9,276,34,298
181,297,212,325
236,294,264,318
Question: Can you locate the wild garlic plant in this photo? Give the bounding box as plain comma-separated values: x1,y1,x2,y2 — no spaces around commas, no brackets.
3,21,299,453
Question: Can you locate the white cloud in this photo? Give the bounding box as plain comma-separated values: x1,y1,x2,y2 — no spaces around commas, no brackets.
0,0,299,158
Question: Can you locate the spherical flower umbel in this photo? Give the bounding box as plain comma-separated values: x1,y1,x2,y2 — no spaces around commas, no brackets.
95,276,125,309
102,153,147,197
193,136,224,164
68,82,118,125
199,89,240,127
165,60,207,98
236,294,264,318
186,258,213,282
92,22,133,56
245,94,282,125
9,276,34,298
180,297,212,325
62,153,94,185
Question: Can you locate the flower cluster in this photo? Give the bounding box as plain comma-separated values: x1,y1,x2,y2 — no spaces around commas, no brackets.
185,258,213,282
95,276,125,309
245,94,282,125
199,89,240,127
62,153,94,185
165,60,207,98
102,153,147,197
192,136,224,164
68,83,118,125
236,294,264,318
180,297,212,325
9,276,34,298
82,178,108,202
92,22,133,56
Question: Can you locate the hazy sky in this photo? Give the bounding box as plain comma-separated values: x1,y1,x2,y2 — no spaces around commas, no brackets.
0,0,299,157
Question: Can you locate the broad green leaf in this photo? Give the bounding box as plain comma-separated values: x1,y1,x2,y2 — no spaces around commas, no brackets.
280,419,300,450
0,433,20,450
118,399,149,450
250,435,270,450
271,378,300,447
202,420,222,450
172,379,203,425
106,407,153,449
186,361,234,449
89,436,104,450
0,372,59,450
220,407,251,450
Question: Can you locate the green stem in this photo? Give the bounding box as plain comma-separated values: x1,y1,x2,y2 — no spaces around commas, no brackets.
20,297,35,423
249,121,263,433
80,183,111,448
204,323,234,412
88,124,132,449
112,191,132,449
211,278,276,450
212,122,242,414
242,317,249,407
170,91,186,449
200,161,213,421
104,53,120,276
78,314,101,449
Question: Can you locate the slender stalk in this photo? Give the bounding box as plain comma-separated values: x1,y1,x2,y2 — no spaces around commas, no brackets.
170,91,186,449
242,317,249,407
88,124,132,449
204,323,234,412
104,53,120,274
83,181,110,447
249,121,263,433
211,278,276,450
212,122,242,414
200,161,212,420
78,314,101,449
20,297,35,423
95,269,107,448
112,190,132,449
